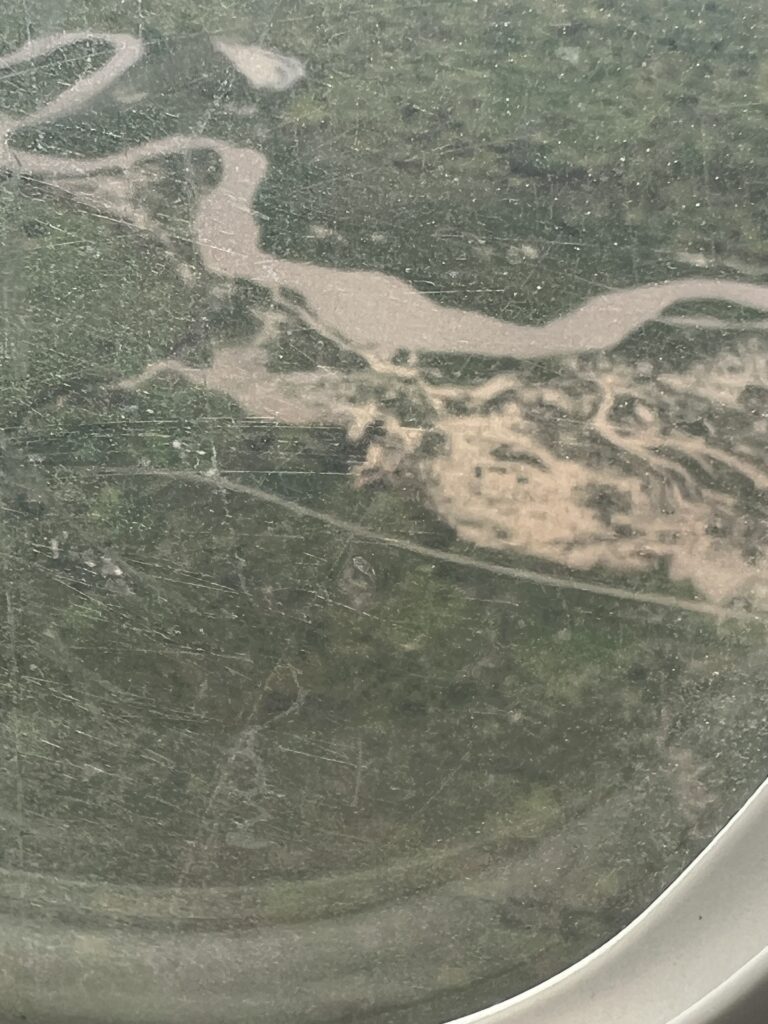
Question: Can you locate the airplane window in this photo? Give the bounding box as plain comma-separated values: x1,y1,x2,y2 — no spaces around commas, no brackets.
1,2,766,1022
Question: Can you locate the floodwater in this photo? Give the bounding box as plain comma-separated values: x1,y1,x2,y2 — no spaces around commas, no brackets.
1,5,767,1023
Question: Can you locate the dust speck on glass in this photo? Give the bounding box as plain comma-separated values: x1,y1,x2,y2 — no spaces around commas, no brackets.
0,1,766,1021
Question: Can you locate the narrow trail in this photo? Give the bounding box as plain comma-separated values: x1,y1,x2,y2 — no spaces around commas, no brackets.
96,467,762,623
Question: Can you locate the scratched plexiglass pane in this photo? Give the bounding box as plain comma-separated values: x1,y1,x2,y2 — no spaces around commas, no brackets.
1,3,767,1022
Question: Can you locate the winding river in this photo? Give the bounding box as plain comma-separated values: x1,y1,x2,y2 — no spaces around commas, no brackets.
5,32,768,362
3,32,768,614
